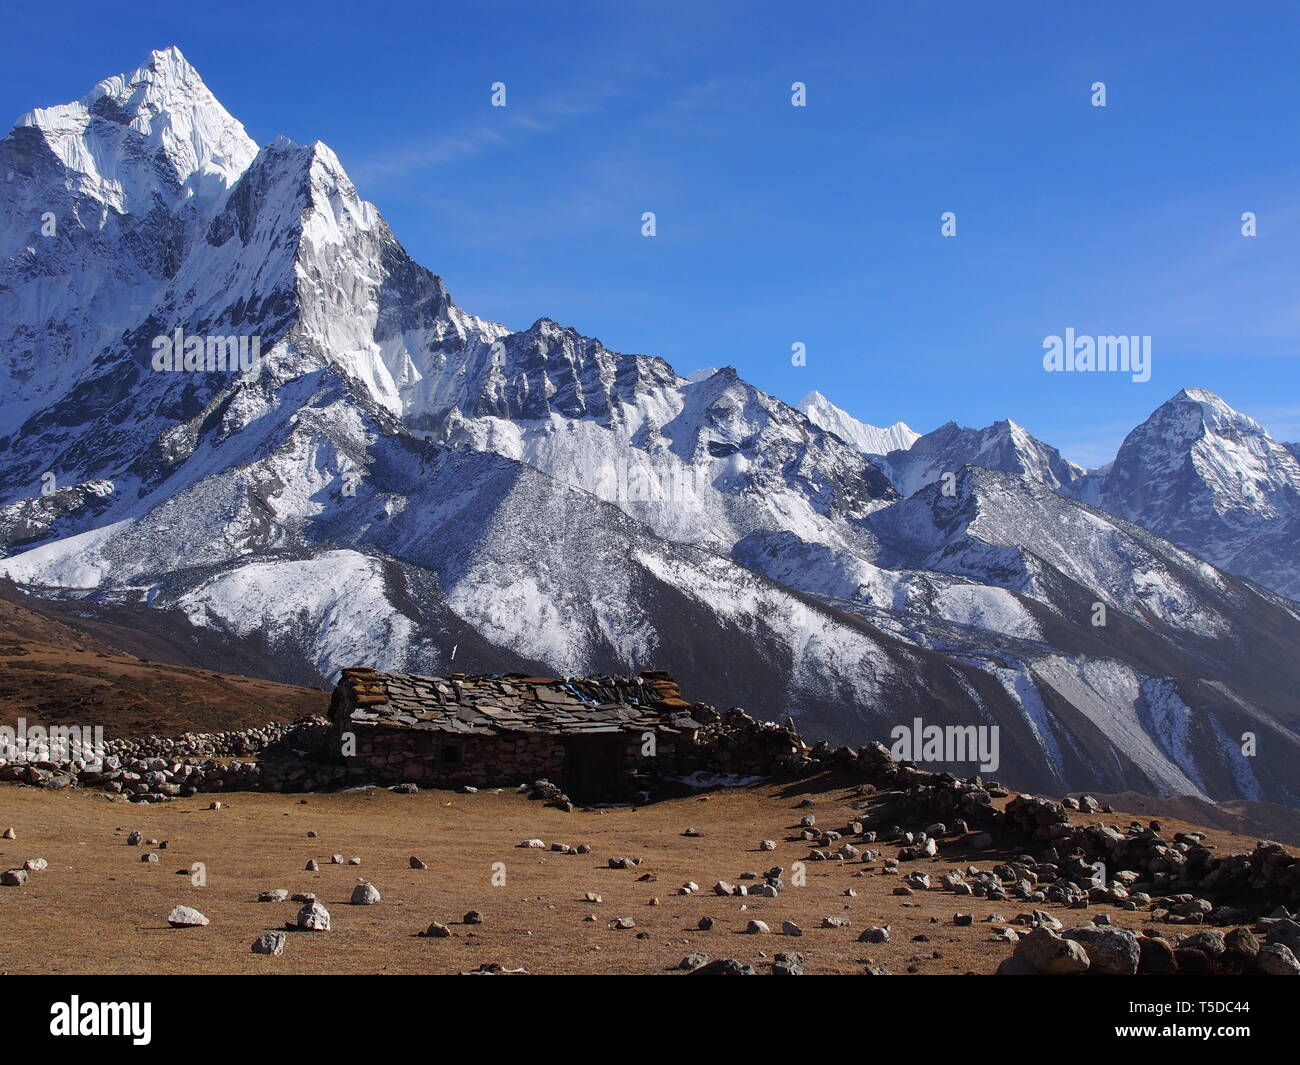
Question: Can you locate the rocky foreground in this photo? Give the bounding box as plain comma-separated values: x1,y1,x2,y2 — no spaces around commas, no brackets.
1,747,1298,976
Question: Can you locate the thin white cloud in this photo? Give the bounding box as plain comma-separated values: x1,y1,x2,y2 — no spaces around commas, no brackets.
349,85,620,185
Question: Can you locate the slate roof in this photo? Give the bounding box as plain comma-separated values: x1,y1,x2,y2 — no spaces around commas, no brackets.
333,668,704,738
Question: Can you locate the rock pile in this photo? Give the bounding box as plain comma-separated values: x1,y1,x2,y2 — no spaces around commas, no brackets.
831,747,1300,919
1000,919,1299,976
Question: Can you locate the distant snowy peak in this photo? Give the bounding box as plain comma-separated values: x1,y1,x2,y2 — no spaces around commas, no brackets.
14,46,256,213
1103,388,1300,522
882,417,1086,498
796,390,919,456
1096,388,1300,598
1144,387,1271,451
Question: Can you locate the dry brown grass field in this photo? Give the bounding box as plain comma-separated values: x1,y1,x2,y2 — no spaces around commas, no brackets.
0,776,1285,976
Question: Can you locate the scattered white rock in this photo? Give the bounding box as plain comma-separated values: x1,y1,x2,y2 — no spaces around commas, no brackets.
351,883,381,905
297,901,331,931
167,905,209,928
251,932,286,955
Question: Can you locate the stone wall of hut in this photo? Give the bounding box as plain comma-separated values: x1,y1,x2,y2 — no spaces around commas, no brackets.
342,725,569,788
338,703,807,791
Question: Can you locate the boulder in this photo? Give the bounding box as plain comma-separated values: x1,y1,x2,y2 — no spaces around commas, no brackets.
1257,943,1300,975
1014,927,1090,974
772,951,804,975
1064,925,1139,975
297,900,331,931
251,932,286,955
1179,929,1227,958
1137,935,1178,975
690,958,756,975
166,905,209,928
350,883,381,905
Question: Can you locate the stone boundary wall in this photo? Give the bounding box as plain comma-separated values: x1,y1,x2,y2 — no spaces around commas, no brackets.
0,718,340,796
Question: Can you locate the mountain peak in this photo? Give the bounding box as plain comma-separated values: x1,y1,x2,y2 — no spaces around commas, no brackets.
1170,387,1241,419
1148,388,1269,442
1175,386,1221,403
14,46,257,210
525,317,574,338
146,44,191,69
130,45,203,90
796,390,918,456
884,416,1084,497
1098,389,1300,591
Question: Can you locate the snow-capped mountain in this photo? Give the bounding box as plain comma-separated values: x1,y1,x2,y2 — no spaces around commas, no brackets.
0,47,257,433
2,49,1298,806
1092,388,1300,601
881,418,1088,498
865,388,1300,603
797,390,919,456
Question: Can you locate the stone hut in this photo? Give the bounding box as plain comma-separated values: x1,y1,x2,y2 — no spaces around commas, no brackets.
329,667,805,797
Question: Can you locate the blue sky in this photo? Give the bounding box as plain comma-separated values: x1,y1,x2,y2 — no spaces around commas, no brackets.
4,1,1298,464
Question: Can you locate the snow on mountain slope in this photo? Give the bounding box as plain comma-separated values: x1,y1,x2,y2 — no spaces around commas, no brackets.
1094,388,1300,600
797,390,919,455
0,372,1050,785
736,464,1300,804
0,48,257,431
16,45,253,211
868,467,1242,636
436,361,897,554
4,46,897,569
731,528,1044,643
2,49,1299,805
882,418,1088,498
811,386,1300,604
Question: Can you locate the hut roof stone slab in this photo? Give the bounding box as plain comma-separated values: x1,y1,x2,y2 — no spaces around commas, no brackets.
332,668,703,738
